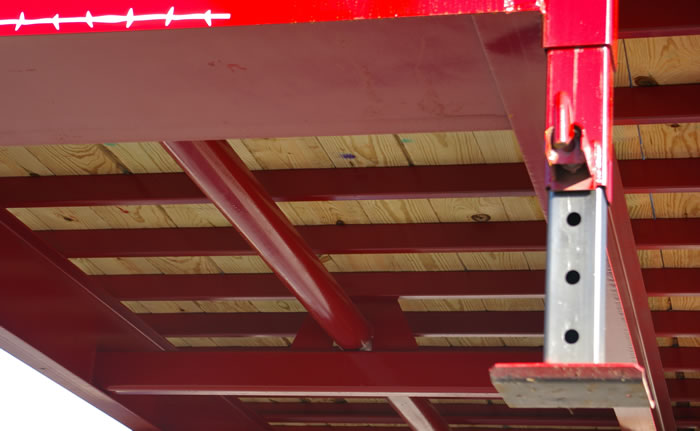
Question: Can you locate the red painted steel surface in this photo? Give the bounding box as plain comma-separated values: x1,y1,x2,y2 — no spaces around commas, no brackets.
0,0,695,39
614,85,700,126
95,269,700,301
544,48,614,200
0,209,272,430
543,0,617,54
93,350,700,402
163,140,371,350
0,0,542,37
37,222,548,257
98,271,546,300
251,402,619,427
257,402,700,428
2,158,698,208
472,11,548,209
95,350,534,397
494,0,673,426
618,0,700,38
136,310,700,339
37,219,699,257
0,14,518,147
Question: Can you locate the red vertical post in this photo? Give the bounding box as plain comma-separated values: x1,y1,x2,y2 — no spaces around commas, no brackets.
541,0,673,429
162,140,372,350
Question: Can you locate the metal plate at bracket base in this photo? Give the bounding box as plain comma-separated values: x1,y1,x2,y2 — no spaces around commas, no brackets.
490,363,653,409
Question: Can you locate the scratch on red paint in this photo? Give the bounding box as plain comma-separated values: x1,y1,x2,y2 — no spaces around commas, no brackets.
226,63,247,72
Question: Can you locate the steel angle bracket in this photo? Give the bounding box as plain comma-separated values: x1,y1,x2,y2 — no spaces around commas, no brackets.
490,363,652,408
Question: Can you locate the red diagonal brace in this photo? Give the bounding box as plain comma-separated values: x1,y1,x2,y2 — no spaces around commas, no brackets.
162,140,371,350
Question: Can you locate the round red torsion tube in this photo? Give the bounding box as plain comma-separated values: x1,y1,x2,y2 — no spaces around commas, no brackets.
162,140,372,350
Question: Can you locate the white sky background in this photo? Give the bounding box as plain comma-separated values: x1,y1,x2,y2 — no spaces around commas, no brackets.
0,348,131,431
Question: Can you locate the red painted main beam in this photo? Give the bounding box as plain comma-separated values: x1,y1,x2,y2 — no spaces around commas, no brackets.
2,158,698,208
162,140,371,350
97,268,700,301
40,219,699,258
138,311,700,339
95,350,534,397
93,349,700,400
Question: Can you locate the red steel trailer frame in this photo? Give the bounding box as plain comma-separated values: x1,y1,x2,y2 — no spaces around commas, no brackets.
0,0,699,430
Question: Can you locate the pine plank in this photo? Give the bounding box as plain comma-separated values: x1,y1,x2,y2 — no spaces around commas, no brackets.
17,207,111,230
249,300,306,313
0,147,53,177
640,123,700,159
615,40,631,87
500,196,545,221
160,204,231,228
503,337,544,347
482,298,544,311
193,300,259,313
359,199,440,224
444,337,504,347
678,338,700,348
613,125,643,160
90,205,176,229
656,337,674,347
145,256,223,274
103,142,182,173
625,194,654,219
651,193,700,219
166,337,189,348
242,137,334,169
122,301,152,314
26,145,128,175
210,256,273,273
288,201,371,225
317,135,409,168
70,258,106,275
328,253,465,272
471,130,523,163
276,202,306,225
397,132,484,165
648,297,672,311
6,208,52,230
210,337,291,347
174,337,218,347
662,250,700,268
523,251,547,270
415,337,450,347
458,252,529,270
73,257,162,275
227,139,263,170
429,198,509,222
638,250,664,269
624,36,700,85
399,298,485,312
670,297,700,311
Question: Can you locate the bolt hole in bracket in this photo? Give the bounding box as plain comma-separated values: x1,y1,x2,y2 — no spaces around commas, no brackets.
490,89,652,409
